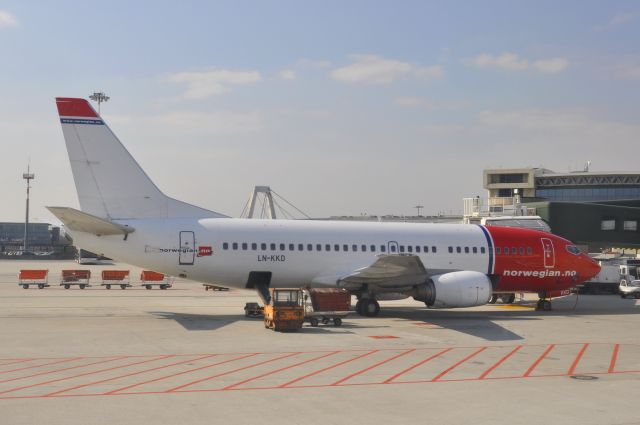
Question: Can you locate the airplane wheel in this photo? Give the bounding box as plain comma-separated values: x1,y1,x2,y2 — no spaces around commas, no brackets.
489,295,498,304
355,299,363,315
502,294,516,304
362,299,380,317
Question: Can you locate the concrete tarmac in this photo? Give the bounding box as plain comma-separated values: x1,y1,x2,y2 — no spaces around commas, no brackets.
1,260,639,425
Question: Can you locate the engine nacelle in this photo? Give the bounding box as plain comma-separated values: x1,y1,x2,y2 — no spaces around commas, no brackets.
410,271,492,308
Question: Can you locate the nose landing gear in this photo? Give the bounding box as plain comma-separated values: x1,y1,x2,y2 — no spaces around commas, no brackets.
355,298,380,317
536,292,552,311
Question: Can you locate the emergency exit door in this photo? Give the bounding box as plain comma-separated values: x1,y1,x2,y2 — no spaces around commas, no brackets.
541,238,555,268
179,231,195,265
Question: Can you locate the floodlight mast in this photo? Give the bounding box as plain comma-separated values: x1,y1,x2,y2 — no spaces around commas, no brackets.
414,205,424,216
89,91,110,114
22,165,35,252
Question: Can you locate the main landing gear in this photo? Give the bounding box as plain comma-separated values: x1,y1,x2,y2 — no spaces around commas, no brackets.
355,298,380,317
536,292,552,311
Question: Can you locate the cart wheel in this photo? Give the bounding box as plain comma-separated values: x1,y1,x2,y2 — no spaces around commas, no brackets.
146,285,152,290
38,284,44,289
160,285,168,290
120,285,127,290
321,317,330,325
22,284,29,289
105,284,111,290
310,318,319,327
80,284,86,290
333,317,342,326
64,284,70,289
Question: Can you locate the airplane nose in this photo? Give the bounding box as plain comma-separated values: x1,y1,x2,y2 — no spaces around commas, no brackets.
582,254,601,281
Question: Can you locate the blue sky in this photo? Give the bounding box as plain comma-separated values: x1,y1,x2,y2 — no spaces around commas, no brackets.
1,1,639,221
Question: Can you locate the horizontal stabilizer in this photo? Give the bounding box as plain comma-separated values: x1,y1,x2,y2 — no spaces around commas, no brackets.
46,207,135,236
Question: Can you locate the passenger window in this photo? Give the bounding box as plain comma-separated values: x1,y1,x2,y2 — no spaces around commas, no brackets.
380,245,386,253
270,243,276,251
481,247,486,254
503,247,509,255
298,244,304,251
361,244,367,252
472,247,477,253
448,246,453,253
496,247,501,254
251,243,257,250
390,245,396,253
242,243,248,250
399,245,405,253
512,247,517,255
432,246,437,253
289,243,295,251
316,244,322,251
343,244,349,252
261,243,266,250
223,242,229,250
456,247,461,253
416,246,421,253
464,247,469,253
352,244,358,252
307,244,313,251
370,245,376,252
424,246,429,253
334,244,340,252
520,247,525,255
280,243,285,251
408,246,413,253
527,247,532,255
326,244,331,251
232,242,238,250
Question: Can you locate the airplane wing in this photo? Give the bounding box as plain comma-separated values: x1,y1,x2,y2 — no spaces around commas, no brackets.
312,254,428,290
46,207,135,237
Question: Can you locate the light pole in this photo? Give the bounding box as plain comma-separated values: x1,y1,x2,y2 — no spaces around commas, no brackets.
22,166,35,252
414,205,424,217
89,91,110,114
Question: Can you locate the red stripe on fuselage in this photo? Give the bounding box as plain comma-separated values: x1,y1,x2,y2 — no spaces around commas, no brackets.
55,97,98,118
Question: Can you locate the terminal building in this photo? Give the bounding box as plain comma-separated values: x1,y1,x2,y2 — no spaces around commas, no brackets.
481,168,640,251
0,222,73,258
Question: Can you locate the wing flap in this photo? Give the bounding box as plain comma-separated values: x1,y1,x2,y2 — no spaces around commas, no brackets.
314,255,428,290
46,207,135,236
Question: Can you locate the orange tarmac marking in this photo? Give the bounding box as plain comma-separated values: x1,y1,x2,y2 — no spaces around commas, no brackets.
168,352,300,393
478,345,523,379
567,343,589,375
523,344,555,377
223,351,341,390
280,350,379,388
384,348,453,383
332,349,416,386
608,344,619,373
431,347,487,381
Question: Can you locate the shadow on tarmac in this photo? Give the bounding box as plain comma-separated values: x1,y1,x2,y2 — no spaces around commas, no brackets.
149,295,640,341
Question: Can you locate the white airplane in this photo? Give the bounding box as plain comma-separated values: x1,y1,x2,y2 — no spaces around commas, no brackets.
48,98,600,315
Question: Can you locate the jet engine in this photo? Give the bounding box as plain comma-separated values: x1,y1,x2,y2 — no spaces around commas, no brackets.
408,271,492,308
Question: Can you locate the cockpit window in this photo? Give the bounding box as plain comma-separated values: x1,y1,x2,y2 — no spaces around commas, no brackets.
566,245,581,255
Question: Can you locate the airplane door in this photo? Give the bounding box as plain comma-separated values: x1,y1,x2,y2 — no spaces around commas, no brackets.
179,231,195,265
541,238,555,268
387,241,399,254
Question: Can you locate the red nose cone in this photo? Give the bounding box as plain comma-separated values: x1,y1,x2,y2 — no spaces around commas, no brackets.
582,255,601,281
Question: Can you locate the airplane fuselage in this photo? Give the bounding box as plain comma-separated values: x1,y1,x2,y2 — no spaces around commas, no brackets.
71,218,598,295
